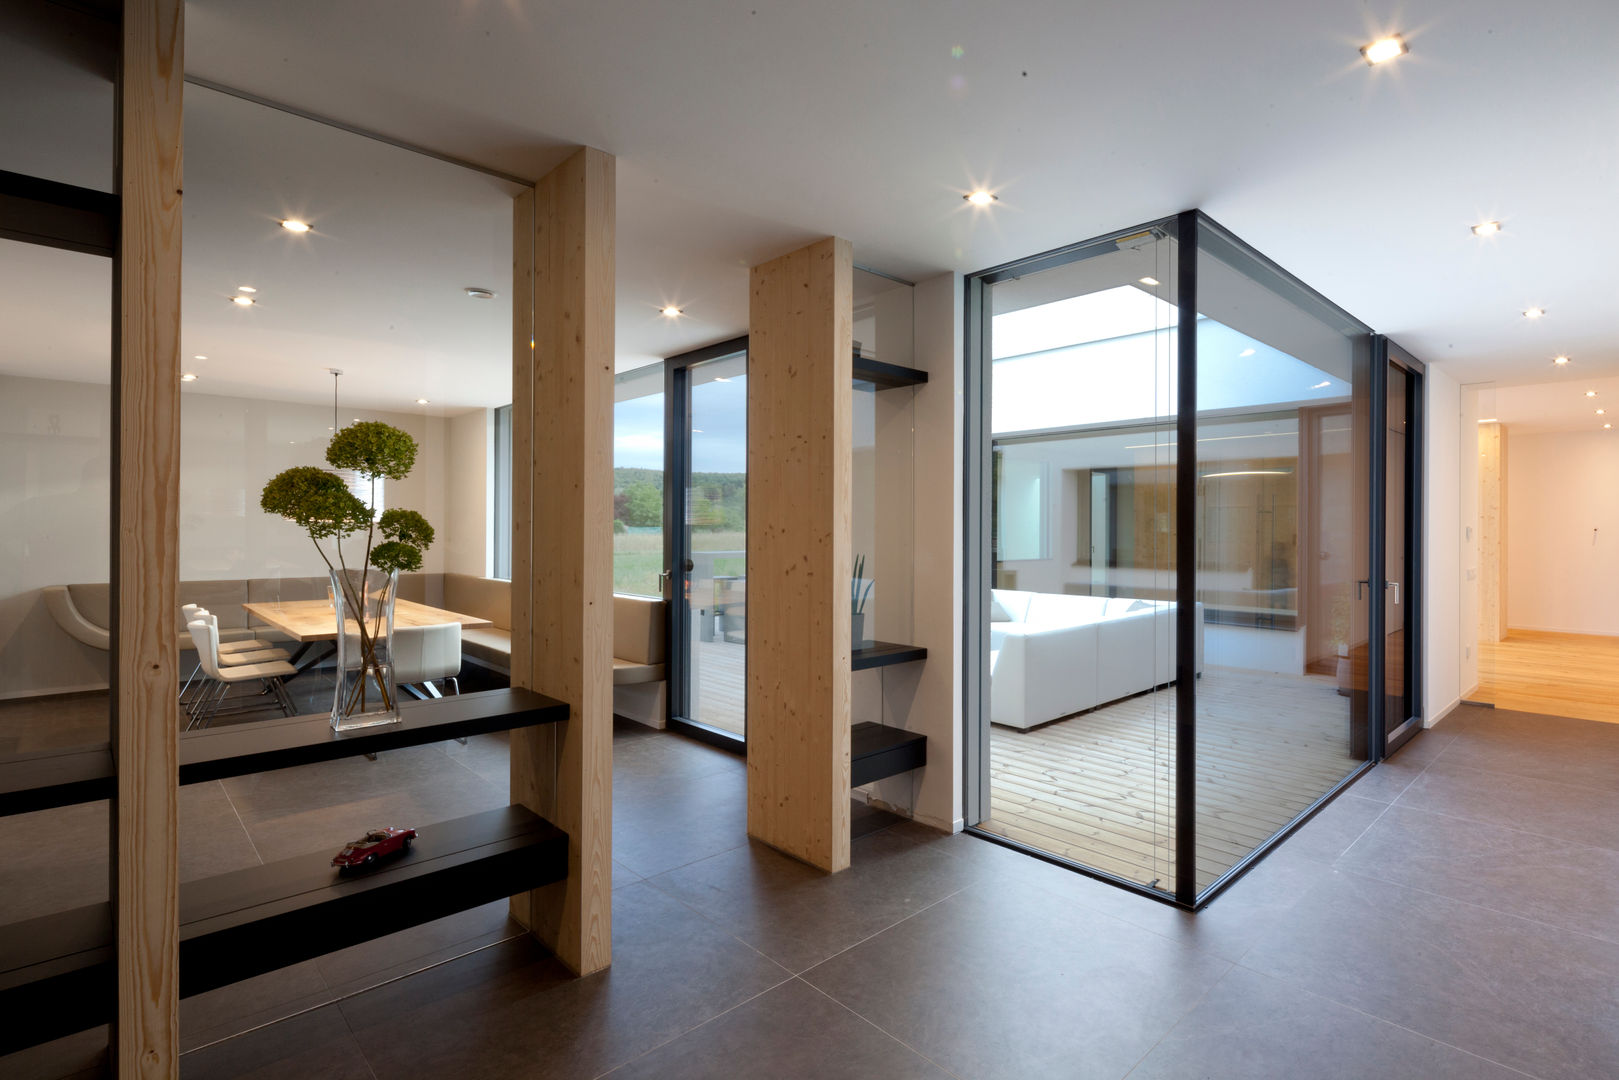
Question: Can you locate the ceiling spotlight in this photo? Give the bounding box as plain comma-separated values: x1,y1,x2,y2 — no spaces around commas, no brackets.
1360,35,1408,65
416,398,430,405
1238,348,1256,358
1585,390,1598,397
465,287,496,300
236,285,256,294
280,219,311,233
964,190,998,206
661,305,683,317
1524,307,1546,319
1139,276,1160,287
1311,381,1331,390
1553,355,1571,365
230,295,255,306
180,373,197,382
1478,418,1499,423
193,354,207,361
1607,424,1613,430
1599,409,1608,416
1471,221,1501,237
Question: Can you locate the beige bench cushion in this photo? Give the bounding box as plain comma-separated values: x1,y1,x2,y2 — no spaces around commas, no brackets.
613,594,667,666
460,627,512,671
613,658,666,685
444,572,511,630
67,583,111,632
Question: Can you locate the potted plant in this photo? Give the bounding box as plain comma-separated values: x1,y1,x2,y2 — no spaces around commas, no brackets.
851,554,874,650
261,422,435,729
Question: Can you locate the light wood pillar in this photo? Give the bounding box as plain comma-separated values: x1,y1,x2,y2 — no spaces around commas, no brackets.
113,0,184,1072
509,147,615,975
746,237,854,873
1479,421,1508,642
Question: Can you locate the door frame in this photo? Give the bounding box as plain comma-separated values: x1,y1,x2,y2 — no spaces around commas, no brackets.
1373,336,1426,757
663,335,750,751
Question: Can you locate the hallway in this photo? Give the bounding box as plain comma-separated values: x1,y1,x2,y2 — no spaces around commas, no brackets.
1478,630,1619,724
24,705,1619,1080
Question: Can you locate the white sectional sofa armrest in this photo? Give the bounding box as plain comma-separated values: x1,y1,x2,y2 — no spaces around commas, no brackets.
43,586,110,650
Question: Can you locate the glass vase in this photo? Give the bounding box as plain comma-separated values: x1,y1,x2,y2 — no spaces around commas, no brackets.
330,567,401,731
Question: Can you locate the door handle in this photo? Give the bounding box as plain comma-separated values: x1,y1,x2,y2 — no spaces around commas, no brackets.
1385,580,1401,605
1356,579,1371,600
657,569,671,595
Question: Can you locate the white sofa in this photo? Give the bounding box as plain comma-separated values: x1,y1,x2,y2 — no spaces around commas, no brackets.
989,589,1204,730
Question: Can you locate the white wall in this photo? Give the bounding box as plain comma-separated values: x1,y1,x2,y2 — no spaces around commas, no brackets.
0,373,463,698
1506,429,1619,635
444,408,493,576
1423,364,1462,724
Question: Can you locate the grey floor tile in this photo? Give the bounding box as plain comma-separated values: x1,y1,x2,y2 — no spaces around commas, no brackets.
339,882,790,1080
1436,708,1619,792
179,781,264,882
803,882,1231,1080
646,823,986,973
1345,755,1430,803
1240,869,1619,1080
179,1004,373,1080
1284,793,1390,864
1399,756,1619,851
180,961,330,1053
1336,802,1619,944
613,767,749,879
1128,965,1527,1080
315,899,519,993
0,799,107,922
613,858,644,890
604,977,951,1079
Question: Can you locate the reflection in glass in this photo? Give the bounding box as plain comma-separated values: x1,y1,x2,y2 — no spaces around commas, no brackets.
982,226,1180,896
613,365,665,597
685,353,747,737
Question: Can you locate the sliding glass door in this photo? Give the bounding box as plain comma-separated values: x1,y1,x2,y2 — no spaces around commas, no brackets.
666,340,749,745
1380,346,1424,755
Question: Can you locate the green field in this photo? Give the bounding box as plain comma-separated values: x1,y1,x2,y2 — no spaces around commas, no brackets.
613,529,745,597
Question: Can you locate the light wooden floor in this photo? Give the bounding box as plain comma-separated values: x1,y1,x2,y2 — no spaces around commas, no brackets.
979,667,1362,894
691,637,745,736
1478,630,1619,724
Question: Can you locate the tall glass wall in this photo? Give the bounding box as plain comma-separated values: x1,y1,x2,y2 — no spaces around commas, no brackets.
971,214,1386,905
613,365,665,597
979,225,1182,897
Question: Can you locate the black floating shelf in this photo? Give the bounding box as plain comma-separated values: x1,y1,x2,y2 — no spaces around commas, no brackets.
851,721,928,786
0,804,567,1055
0,687,567,819
852,641,928,671
853,354,928,390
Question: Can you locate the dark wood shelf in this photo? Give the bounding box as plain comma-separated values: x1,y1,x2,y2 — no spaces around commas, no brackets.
851,721,927,786
851,641,928,671
853,354,928,390
0,687,567,818
0,805,567,1054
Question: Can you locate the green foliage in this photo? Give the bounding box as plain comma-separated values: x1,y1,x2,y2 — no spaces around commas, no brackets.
379,508,434,549
623,482,662,527
260,466,371,540
327,421,418,481
613,518,627,534
370,540,424,574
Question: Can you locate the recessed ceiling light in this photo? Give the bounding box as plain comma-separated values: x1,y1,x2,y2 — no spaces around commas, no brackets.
236,285,256,294
193,354,207,361
1553,355,1571,365
1478,418,1499,424
964,190,997,206
230,295,255,306
1310,381,1331,390
180,373,197,382
465,287,496,300
416,398,430,405
280,219,311,233
1360,35,1408,65
1607,424,1613,430
712,376,731,383
1585,390,1598,397
1524,307,1546,319
1238,348,1256,358
1599,409,1607,416
1138,276,1160,286
661,305,683,317
1471,221,1501,237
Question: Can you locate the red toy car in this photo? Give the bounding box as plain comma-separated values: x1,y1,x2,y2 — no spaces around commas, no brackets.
332,826,417,871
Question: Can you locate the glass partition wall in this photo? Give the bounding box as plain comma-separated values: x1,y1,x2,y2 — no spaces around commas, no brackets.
968,212,1411,907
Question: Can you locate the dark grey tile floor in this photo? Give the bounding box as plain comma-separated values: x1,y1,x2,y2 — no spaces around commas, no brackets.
13,705,1619,1079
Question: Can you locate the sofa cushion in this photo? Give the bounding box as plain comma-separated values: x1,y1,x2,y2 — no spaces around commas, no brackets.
613,658,666,685
459,626,512,670
989,597,1013,622
613,594,667,665
181,579,251,630
66,583,111,632
989,589,1034,624
444,573,511,630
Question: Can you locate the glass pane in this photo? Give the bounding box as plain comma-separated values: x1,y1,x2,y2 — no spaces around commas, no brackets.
613,365,665,597
686,352,747,737
1386,362,1412,728
0,3,115,192
1194,219,1373,895
981,224,1180,897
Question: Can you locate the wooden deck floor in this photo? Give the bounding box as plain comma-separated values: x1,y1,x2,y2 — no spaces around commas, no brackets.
979,667,1362,894
691,637,745,736
1478,630,1619,724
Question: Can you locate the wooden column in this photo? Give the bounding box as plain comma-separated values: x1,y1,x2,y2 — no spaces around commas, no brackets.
746,237,854,873
1479,421,1508,642
113,0,184,1072
509,147,614,975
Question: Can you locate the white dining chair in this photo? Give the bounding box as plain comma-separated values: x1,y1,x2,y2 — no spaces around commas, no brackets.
178,604,286,706
186,617,299,728
393,622,462,699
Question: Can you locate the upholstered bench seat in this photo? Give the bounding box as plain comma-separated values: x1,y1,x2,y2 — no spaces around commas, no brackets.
613,658,665,685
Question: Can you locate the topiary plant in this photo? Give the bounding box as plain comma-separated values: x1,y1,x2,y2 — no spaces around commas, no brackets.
261,422,435,716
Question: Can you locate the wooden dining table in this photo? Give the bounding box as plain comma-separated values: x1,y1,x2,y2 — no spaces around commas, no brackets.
242,598,492,643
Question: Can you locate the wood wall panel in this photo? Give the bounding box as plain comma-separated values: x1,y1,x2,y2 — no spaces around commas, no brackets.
509,148,614,975
114,0,185,1072
746,237,853,873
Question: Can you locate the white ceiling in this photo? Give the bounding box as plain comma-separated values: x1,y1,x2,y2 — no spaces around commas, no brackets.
177,0,1619,389
1483,375,1619,436
6,1,1617,407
